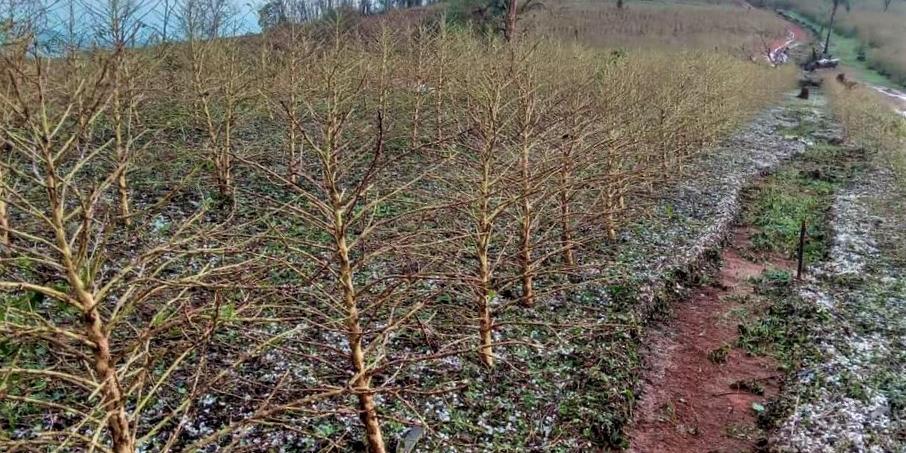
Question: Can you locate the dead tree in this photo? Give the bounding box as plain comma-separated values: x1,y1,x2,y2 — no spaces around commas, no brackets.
505,0,518,42
185,38,252,202
823,0,850,55
0,35,295,453
86,0,153,226
261,22,313,185
251,30,456,453
435,44,526,368
553,93,597,269
179,1,253,203
0,45,143,453
506,53,565,308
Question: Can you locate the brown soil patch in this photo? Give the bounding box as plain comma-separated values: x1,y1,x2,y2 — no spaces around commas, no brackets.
628,227,792,453
767,23,809,54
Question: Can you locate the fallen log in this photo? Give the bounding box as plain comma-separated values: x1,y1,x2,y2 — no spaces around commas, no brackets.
804,58,840,71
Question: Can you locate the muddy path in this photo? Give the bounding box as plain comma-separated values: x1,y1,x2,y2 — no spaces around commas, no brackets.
767,23,807,65
629,226,792,452
627,93,856,452
871,85,906,117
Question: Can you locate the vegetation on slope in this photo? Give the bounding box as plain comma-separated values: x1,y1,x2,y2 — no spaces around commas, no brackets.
825,79,906,185
766,0,906,85
523,0,789,56
0,1,797,451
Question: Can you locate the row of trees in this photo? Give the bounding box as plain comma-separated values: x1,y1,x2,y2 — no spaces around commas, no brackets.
0,6,793,452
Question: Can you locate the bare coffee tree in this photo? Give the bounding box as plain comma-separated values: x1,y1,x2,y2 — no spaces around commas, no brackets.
180,0,253,202
252,29,458,453
0,32,294,453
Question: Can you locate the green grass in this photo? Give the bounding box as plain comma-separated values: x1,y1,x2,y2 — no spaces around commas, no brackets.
736,140,858,370
707,344,731,364
744,143,857,262
735,271,826,370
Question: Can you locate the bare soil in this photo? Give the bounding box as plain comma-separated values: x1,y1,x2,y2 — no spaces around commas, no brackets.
628,227,793,453
768,23,808,56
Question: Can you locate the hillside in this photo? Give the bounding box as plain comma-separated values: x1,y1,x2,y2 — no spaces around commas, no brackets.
1,0,904,452
767,0,906,85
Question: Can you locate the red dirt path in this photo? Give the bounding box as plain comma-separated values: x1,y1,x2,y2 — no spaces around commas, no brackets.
628,228,792,453
771,23,808,54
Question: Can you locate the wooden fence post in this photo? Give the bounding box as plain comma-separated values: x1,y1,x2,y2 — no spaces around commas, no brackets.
797,219,807,279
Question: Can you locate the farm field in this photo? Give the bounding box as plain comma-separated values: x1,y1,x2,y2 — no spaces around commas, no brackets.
1,0,905,452
522,0,788,55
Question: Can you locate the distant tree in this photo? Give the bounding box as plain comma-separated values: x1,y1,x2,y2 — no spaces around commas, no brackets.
462,0,541,42
158,0,177,41
178,0,236,39
823,0,850,55
258,0,288,29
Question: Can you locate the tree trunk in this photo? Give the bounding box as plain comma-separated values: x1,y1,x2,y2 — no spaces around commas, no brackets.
558,145,575,267
477,260,495,368
606,189,617,241
289,144,300,185
518,139,535,308
335,210,386,453
504,0,518,42
218,101,235,201
0,196,7,249
559,194,575,267
84,307,135,453
215,149,233,201
824,2,839,55
117,168,131,226
112,72,131,226
478,299,494,367
0,161,8,249
475,153,496,367
287,89,301,186
288,124,300,185
476,223,494,367
519,218,534,308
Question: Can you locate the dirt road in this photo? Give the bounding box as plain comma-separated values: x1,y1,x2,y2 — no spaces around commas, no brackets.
767,25,807,65
629,227,789,453
871,85,906,117
626,94,834,452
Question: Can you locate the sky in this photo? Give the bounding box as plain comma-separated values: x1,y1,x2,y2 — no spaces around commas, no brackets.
15,0,265,43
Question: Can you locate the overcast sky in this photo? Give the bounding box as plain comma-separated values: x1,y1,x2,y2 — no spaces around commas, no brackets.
30,0,264,42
